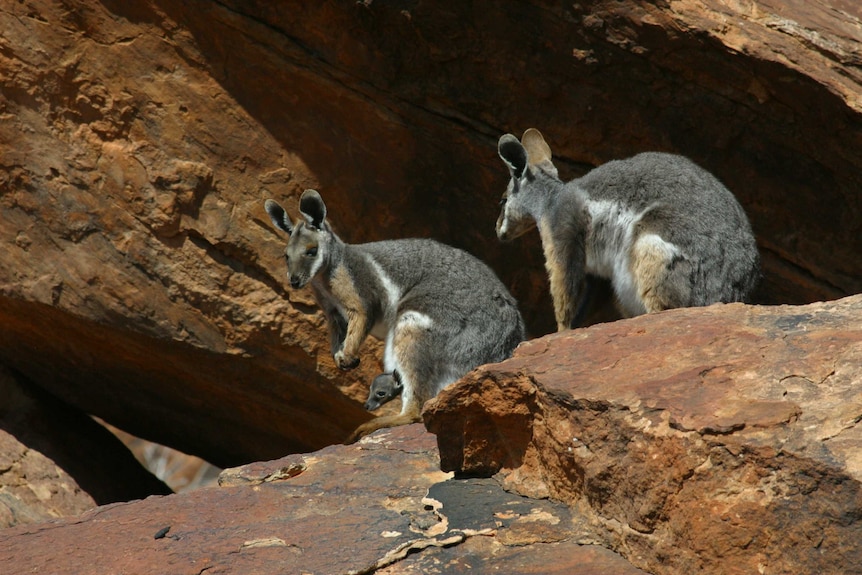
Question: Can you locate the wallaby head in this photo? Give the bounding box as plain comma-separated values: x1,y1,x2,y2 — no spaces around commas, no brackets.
364,370,403,412
496,128,560,242
264,189,334,289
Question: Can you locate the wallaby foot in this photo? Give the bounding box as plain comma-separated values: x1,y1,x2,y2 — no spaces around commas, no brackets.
345,410,422,444
334,350,360,370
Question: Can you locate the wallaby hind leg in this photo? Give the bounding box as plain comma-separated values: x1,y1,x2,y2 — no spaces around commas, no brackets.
630,233,693,314
345,401,421,443
346,311,434,443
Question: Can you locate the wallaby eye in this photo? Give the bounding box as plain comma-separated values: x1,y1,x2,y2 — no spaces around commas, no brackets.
376,390,386,398
499,196,507,206
305,247,318,258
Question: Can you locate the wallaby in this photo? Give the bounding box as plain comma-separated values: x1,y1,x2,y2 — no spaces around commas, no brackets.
496,129,760,330
265,190,525,442
364,370,403,411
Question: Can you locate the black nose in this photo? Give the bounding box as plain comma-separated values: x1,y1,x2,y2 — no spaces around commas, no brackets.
289,277,301,289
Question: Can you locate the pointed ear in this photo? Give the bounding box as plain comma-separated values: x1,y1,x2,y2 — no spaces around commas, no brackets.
392,370,403,390
498,134,528,179
522,128,552,166
299,189,327,230
264,199,294,235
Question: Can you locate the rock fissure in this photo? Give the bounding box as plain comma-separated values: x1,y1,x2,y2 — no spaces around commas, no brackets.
346,530,487,575
821,412,862,443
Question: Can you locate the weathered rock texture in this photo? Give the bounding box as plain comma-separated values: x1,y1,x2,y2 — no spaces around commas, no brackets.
1,0,861,473
0,424,650,575
425,295,862,575
0,367,171,528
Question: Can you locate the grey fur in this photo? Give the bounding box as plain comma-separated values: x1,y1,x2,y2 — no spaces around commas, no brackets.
364,370,403,411
496,129,760,329
265,190,525,441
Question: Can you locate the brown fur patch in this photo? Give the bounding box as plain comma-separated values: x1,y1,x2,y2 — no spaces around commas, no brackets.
346,410,422,443
631,235,672,314
539,221,574,331
391,316,432,407
330,265,367,361
522,128,552,166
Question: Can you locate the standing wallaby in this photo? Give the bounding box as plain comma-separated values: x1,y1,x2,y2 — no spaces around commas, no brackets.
496,129,760,330
265,190,525,442
364,370,403,411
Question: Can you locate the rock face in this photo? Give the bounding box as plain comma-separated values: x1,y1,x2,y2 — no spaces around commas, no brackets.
425,295,862,575
0,424,651,575
0,367,171,528
3,298,860,573
1,0,861,498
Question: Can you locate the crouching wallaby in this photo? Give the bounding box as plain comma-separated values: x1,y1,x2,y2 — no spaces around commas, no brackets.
265,190,525,442
496,129,760,330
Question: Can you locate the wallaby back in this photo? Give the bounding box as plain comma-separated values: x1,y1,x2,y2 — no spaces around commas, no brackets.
266,190,525,442
496,129,760,328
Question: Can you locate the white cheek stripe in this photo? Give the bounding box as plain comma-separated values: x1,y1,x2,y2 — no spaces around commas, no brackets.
307,247,326,280
499,216,509,236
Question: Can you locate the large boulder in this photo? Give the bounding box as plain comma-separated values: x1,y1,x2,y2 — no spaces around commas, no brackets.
425,295,862,574
0,424,650,575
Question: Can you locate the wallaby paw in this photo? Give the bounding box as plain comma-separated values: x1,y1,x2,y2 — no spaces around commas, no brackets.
334,351,360,371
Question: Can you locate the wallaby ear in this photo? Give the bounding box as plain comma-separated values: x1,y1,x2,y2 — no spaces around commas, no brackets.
392,370,402,389
264,199,294,235
498,133,528,179
299,189,327,230
522,128,552,166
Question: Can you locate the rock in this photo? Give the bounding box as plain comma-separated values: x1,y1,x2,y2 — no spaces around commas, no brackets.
425,295,862,574
0,367,171,528
1,0,861,469
0,425,649,575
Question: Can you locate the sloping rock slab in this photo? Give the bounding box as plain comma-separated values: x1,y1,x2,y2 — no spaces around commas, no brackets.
0,424,647,574
425,296,862,575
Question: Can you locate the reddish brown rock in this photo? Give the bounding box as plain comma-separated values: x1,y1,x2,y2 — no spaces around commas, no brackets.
0,424,649,575
0,367,170,528
425,295,862,575
1,0,861,471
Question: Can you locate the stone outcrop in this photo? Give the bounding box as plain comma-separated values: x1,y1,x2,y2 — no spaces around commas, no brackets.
0,424,651,575
0,0,862,552
1,0,862,475
2,296,859,574
425,295,862,574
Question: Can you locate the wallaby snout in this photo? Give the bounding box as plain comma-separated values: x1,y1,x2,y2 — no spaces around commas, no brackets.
496,198,536,242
